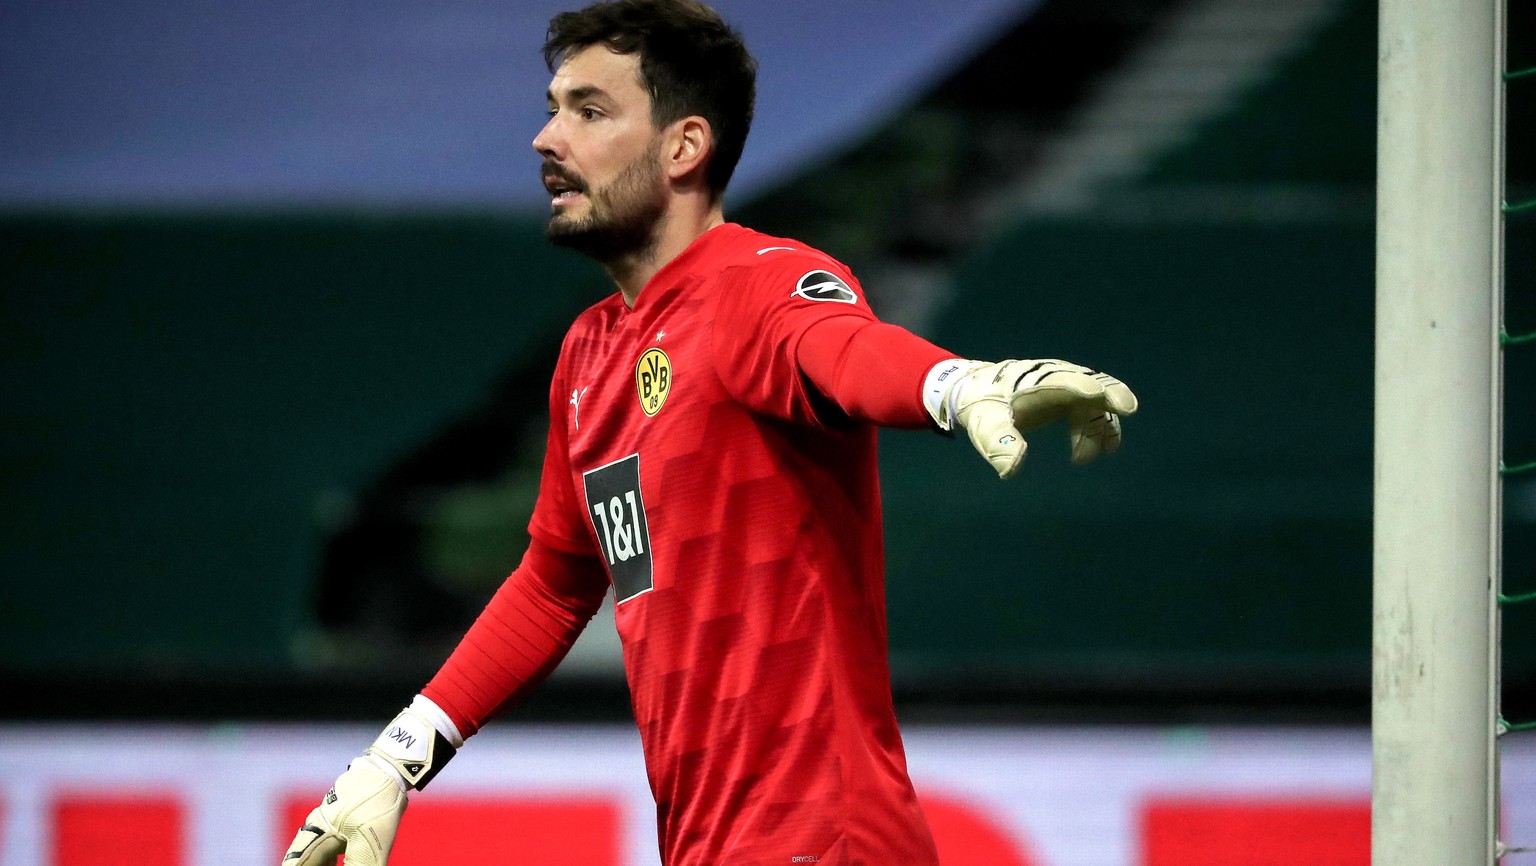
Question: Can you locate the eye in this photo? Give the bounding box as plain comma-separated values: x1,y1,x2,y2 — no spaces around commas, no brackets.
579,107,600,121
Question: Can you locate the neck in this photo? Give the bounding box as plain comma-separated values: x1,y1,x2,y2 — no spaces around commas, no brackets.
609,197,725,306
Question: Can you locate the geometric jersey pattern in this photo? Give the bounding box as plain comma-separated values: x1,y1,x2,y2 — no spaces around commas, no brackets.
528,224,940,865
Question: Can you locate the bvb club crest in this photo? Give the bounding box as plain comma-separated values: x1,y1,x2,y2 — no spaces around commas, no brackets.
635,348,671,416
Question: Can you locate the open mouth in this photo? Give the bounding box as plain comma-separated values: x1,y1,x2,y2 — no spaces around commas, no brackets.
543,173,586,206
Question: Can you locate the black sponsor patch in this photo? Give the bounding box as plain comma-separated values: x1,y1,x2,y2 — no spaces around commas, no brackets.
582,453,654,603
792,269,857,304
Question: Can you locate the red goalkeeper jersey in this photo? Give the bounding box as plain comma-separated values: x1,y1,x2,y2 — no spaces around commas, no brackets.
528,223,940,866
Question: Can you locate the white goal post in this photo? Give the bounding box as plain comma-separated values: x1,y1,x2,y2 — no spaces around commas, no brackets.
1373,0,1505,863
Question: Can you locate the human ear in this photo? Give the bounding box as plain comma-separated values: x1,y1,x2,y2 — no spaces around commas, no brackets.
664,116,713,183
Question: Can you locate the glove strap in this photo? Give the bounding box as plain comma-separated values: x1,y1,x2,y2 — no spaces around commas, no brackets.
365,696,462,791
922,359,986,433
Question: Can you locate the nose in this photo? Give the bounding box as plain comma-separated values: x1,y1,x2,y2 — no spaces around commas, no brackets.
533,114,562,159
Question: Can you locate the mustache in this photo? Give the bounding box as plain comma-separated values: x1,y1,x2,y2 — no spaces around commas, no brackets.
541,160,587,193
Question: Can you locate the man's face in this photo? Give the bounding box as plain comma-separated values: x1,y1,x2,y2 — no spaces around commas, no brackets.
535,45,667,261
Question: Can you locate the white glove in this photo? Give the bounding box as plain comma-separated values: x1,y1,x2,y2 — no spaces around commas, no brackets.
282,695,463,866
283,755,406,866
924,358,1138,479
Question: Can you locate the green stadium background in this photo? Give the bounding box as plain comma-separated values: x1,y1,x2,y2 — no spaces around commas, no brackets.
3,0,1534,723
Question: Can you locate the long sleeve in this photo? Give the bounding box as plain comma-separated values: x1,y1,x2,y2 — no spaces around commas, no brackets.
710,247,954,429
420,536,609,737
794,315,955,429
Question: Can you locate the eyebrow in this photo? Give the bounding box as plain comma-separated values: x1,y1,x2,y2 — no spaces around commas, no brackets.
547,85,611,104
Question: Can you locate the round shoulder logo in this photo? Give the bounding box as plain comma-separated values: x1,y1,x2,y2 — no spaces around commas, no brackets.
635,348,672,416
792,269,857,304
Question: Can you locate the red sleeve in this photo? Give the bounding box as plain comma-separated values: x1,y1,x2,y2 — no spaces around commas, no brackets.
423,342,610,736
794,316,955,429
711,250,881,426
421,535,609,737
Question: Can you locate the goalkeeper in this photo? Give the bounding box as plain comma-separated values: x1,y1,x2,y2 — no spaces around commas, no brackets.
282,1,1137,864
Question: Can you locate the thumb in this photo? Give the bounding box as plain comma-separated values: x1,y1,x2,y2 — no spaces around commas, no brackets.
965,403,1028,479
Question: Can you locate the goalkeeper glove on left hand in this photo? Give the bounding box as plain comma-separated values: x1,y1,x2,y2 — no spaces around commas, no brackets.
282,695,461,866
924,358,1138,479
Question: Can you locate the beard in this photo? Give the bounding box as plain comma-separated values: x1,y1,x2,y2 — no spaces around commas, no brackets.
544,140,667,264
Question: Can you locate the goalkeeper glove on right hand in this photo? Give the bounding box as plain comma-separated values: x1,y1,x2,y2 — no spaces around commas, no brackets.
282,695,462,866
924,358,1139,479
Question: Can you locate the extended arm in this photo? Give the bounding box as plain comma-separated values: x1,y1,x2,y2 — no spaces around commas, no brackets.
793,315,952,428
795,317,1138,478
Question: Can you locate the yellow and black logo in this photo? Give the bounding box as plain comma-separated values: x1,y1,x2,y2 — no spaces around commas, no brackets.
635,348,671,416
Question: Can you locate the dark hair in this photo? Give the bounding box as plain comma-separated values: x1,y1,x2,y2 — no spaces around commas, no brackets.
544,0,757,197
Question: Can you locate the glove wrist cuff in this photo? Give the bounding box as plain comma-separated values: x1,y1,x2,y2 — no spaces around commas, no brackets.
922,359,984,433
366,700,459,791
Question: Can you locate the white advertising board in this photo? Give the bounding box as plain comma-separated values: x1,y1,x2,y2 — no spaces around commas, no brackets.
4,723,1536,865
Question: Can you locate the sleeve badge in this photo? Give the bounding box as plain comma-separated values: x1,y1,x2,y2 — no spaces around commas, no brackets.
791,269,858,304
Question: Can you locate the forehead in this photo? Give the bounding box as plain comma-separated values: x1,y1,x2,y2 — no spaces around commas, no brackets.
547,44,648,104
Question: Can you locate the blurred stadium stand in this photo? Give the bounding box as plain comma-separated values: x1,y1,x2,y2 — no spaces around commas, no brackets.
2,0,1534,727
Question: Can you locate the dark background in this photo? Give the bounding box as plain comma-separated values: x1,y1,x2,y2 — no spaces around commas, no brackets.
3,0,1533,725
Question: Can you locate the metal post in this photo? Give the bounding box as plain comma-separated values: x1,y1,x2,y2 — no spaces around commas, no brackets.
1373,0,1504,863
